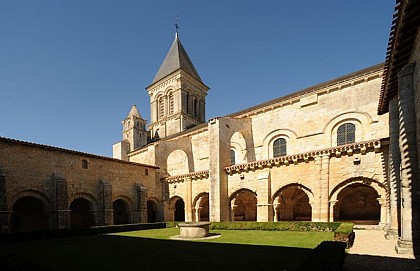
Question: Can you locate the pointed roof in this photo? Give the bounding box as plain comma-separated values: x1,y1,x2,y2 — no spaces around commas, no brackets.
152,33,203,84
127,104,142,119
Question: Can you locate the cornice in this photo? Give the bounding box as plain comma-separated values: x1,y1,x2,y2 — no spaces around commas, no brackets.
225,138,387,175
165,170,209,183
229,65,384,119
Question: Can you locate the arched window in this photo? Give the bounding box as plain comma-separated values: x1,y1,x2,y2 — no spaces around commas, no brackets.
273,138,287,157
230,149,236,165
81,159,88,169
337,123,356,146
193,98,198,118
158,97,165,119
169,93,174,115
186,93,190,114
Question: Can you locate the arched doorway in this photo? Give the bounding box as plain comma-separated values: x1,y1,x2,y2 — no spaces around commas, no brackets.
335,184,380,224
70,198,95,228
147,200,157,223
174,198,185,222
12,196,49,232
113,199,130,225
231,189,257,221
194,193,209,222
274,185,312,221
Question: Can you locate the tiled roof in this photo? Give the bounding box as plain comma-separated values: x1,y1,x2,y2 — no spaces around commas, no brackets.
378,0,420,114
151,33,203,85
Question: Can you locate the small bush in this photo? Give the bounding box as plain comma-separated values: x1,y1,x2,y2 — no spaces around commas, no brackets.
333,222,355,248
209,221,341,232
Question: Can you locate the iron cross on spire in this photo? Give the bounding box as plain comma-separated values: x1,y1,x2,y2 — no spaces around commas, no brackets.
174,15,180,34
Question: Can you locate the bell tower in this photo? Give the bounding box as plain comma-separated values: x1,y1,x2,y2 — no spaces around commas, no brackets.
146,32,209,139
113,105,147,160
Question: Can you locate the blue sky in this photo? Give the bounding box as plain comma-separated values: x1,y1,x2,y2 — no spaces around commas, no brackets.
0,1,395,157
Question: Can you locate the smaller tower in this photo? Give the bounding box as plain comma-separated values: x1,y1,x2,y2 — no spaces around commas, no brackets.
113,105,147,160
123,105,147,151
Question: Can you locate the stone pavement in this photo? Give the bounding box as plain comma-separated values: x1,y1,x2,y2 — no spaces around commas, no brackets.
344,229,420,271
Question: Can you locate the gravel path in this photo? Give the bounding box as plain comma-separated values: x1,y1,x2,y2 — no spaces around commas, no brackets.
344,229,420,271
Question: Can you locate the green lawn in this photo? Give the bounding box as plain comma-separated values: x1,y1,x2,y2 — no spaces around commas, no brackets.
0,229,333,271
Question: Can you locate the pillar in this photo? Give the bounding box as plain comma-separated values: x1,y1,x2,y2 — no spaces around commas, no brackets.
135,183,148,223
386,97,401,239
378,198,388,227
101,180,113,226
257,172,271,222
185,177,193,222
0,170,10,233
329,200,338,222
312,156,322,221
320,154,330,221
53,174,70,229
396,63,419,253
230,198,236,221
208,118,230,221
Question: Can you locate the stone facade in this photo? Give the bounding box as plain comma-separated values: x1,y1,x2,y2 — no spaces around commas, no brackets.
378,0,420,254
115,35,390,226
0,137,159,232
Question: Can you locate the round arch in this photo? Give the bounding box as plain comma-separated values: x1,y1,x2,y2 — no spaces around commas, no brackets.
11,195,50,232
330,177,386,224
113,198,131,225
272,183,313,221
169,196,185,222
70,195,97,228
230,189,257,221
262,129,297,159
230,132,247,164
167,150,190,176
193,193,209,222
147,198,159,223
323,111,374,146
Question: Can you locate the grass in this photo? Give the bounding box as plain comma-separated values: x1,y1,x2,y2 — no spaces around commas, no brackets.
0,228,334,271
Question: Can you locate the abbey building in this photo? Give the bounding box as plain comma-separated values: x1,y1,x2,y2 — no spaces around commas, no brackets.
1,0,419,254
114,32,389,225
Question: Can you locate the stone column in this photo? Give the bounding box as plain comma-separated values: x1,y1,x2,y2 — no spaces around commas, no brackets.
378,198,388,227
312,156,322,221
195,207,202,222
101,181,113,226
54,175,70,229
230,198,237,221
386,97,401,239
208,118,230,221
320,154,330,221
329,200,338,222
135,184,148,223
185,177,193,222
0,170,10,233
396,63,419,253
257,172,271,222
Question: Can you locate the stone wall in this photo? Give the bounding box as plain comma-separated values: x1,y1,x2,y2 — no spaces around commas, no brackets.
0,138,159,232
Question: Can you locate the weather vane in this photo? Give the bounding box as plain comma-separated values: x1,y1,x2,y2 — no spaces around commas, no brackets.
174,15,180,34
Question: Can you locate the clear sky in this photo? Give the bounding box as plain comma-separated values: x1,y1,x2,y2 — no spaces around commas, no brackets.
0,1,395,157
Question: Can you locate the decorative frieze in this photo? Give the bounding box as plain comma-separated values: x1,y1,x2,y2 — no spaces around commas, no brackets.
225,139,385,175
165,170,209,183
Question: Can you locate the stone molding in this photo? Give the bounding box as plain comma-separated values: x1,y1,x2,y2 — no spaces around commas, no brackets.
165,170,209,183
225,138,387,175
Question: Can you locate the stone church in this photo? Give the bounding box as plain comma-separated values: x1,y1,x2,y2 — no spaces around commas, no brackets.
113,31,389,225
0,0,419,254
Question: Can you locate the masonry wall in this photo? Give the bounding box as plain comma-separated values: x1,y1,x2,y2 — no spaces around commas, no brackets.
0,138,159,231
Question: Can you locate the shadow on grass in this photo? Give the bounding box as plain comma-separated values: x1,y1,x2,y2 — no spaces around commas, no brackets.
0,234,311,271
344,254,419,271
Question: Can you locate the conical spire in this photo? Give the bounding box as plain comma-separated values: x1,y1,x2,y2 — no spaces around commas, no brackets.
152,33,203,84
127,104,142,118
